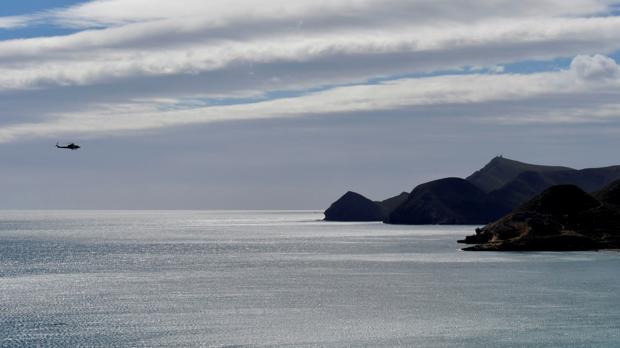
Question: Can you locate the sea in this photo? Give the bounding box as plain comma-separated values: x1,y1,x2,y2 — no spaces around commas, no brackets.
0,210,619,347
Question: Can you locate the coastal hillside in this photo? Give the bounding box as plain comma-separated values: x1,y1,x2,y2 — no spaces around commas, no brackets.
324,191,409,222
386,178,503,224
466,156,571,193
387,157,620,225
324,191,384,221
594,179,620,206
459,181,620,251
379,192,410,216
325,157,620,225
486,163,620,210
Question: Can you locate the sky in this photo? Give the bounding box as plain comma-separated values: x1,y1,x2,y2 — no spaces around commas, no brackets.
1,0,620,209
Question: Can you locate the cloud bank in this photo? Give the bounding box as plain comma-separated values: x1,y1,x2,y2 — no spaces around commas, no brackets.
0,0,619,142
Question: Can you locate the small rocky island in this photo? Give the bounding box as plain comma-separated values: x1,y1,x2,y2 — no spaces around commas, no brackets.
459,180,620,251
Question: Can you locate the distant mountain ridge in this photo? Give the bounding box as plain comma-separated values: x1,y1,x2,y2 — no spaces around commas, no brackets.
466,156,572,193
324,156,620,224
486,165,620,211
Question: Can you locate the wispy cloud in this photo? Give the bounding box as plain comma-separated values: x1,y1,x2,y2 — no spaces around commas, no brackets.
1,0,613,30
0,0,619,143
1,16,620,91
1,54,618,142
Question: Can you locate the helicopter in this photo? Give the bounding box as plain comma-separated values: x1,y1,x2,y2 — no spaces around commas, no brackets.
56,142,81,150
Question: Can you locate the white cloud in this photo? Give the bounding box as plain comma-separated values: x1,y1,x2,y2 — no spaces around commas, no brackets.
0,0,613,30
0,16,620,93
490,104,620,124
0,15,30,29
0,1,619,143
570,54,620,81
1,55,619,142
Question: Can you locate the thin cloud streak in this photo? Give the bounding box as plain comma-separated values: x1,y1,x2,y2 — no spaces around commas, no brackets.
0,1,619,143
1,55,618,142
0,0,612,30
1,17,620,92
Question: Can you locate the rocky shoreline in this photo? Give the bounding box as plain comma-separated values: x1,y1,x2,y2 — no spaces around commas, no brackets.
324,156,620,251
459,182,620,251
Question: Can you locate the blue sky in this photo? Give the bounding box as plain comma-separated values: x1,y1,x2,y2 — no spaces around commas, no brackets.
1,0,620,209
0,0,85,39
0,0,82,15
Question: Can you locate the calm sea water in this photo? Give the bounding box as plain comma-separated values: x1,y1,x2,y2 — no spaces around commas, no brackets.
0,211,619,347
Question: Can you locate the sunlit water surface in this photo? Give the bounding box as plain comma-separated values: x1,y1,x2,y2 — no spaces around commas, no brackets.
1,211,619,347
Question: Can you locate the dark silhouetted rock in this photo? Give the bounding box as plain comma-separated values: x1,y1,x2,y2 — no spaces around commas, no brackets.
572,166,620,192
459,183,620,251
467,156,571,193
379,192,410,215
324,191,409,222
325,157,620,225
487,171,555,213
518,184,600,215
386,178,504,225
594,179,620,206
324,191,384,221
391,157,620,225
484,164,620,213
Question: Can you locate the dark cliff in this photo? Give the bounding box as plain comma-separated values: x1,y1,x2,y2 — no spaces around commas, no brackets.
324,191,384,221
325,157,620,225
466,156,571,193
389,157,620,225
459,182,620,251
324,191,409,222
387,178,504,225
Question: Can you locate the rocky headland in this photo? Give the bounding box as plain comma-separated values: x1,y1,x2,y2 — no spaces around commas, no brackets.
324,191,409,222
325,156,620,225
459,181,620,251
